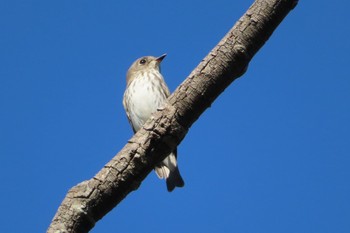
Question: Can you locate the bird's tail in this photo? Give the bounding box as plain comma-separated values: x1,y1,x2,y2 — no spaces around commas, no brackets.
154,152,184,192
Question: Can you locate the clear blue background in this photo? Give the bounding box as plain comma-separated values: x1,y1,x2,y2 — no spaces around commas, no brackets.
1,1,349,232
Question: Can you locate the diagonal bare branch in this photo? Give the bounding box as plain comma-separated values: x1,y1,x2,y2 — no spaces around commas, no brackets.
47,0,298,232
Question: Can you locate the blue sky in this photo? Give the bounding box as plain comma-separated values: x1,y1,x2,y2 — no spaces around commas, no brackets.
1,1,349,232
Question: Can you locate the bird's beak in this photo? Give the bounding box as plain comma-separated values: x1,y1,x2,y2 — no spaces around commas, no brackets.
155,54,167,63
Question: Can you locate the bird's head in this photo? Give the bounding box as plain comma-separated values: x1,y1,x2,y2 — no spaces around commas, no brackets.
126,54,166,85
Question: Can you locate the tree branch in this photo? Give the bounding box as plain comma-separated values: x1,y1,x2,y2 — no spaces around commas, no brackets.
47,0,298,232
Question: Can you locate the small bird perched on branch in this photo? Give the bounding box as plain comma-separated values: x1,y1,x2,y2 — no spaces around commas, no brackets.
123,54,184,192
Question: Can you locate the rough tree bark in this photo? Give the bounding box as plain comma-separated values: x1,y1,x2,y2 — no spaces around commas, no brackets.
47,0,298,232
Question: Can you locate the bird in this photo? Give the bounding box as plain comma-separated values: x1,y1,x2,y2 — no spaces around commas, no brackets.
123,54,184,192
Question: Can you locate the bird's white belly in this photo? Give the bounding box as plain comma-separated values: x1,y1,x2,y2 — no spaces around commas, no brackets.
127,79,166,131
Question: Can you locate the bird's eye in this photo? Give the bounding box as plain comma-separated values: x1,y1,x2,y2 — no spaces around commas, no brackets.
140,59,146,64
